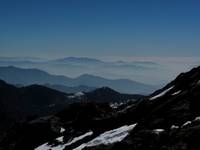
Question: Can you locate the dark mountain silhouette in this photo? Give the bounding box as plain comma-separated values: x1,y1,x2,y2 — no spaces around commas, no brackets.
0,66,155,94
84,87,143,103
0,79,141,136
43,84,96,93
0,66,72,85
0,80,71,132
2,66,200,149
86,66,200,150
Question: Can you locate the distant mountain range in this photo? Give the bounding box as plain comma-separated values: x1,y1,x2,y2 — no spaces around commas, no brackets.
0,56,199,86
0,66,156,94
51,57,104,64
0,56,164,85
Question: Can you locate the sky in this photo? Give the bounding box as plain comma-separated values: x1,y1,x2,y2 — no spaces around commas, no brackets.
0,0,200,58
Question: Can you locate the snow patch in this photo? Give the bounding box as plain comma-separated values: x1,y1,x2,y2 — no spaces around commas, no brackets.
171,125,179,129
150,86,174,101
171,90,181,96
56,136,64,142
68,92,85,99
65,131,93,146
110,102,124,109
73,123,137,150
35,131,93,150
153,129,164,134
180,116,200,128
68,95,76,99
60,127,65,133
195,116,200,121
182,121,192,127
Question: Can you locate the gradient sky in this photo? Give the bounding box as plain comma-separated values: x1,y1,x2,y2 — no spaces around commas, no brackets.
0,0,200,58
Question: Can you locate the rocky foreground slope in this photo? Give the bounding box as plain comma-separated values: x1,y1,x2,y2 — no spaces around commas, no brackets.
1,66,200,150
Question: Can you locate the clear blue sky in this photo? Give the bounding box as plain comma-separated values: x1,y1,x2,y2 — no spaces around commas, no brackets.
0,0,200,58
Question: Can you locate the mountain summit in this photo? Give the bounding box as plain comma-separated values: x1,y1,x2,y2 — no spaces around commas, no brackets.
52,57,103,64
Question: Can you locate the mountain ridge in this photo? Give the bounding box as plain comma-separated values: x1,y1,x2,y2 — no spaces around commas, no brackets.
1,66,200,150
0,66,156,94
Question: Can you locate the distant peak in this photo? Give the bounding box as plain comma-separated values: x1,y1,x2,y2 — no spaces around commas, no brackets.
54,57,103,63
93,86,119,94
77,74,100,79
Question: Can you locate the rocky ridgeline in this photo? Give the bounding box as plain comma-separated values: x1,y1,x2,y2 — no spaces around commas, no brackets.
1,67,200,150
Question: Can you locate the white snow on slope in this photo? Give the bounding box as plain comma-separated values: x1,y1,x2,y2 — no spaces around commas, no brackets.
68,92,85,99
180,116,200,128
182,121,192,127
35,131,93,150
195,116,200,121
56,136,64,142
110,102,124,109
60,127,65,133
73,123,137,150
150,86,174,101
153,129,164,134
171,90,181,96
171,125,179,129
